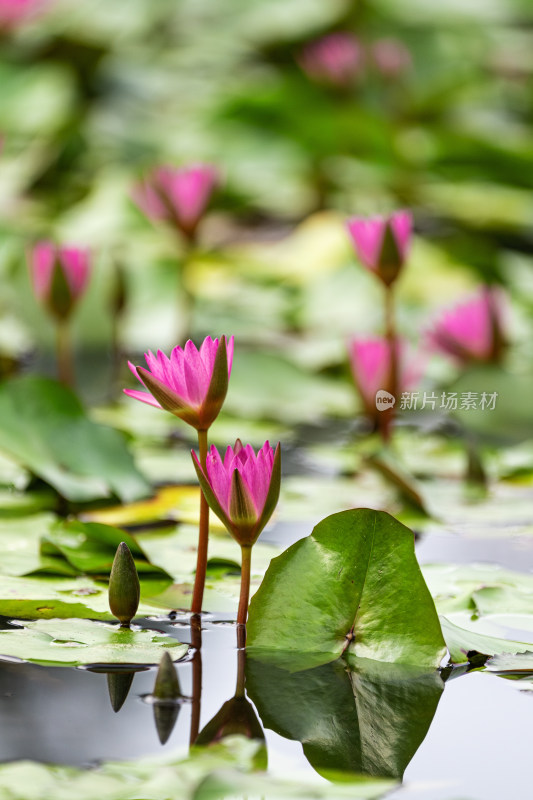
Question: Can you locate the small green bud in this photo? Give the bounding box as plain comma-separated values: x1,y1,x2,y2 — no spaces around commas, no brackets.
108,542,140,627
153,651,181,701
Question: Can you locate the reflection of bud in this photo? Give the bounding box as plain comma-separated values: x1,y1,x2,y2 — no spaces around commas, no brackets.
154,652,181,700
195,696,267,768
152,652,182,745
154,703,180,745
107,670,135,713
108,542,140,627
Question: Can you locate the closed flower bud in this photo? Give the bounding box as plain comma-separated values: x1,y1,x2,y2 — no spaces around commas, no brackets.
108,542,140,627
346,211,412,286
192,440,281,547
29,242,91,320
153,651,181,701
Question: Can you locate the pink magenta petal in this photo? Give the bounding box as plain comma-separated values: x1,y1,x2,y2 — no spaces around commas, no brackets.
30,241,55,300
205,447,232,515
346,218,384,271
58,247,91,298
390,211,412,260
123,389,162,409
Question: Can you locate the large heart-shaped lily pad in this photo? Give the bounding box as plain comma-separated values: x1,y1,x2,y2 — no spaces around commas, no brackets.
247,509,446,670
246,656,444,780
0,618,187,666
0,376,149,503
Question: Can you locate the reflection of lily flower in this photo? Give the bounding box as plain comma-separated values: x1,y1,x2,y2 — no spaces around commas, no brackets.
132,164,218,240
125,335,233,431
299,33,363,87
427,287,505,365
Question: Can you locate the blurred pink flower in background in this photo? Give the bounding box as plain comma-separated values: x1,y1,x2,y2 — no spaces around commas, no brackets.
0,0,47,30
133,164,219,240
29,242,90,319
346,210,412,285
125,335,234,430
193,440,281,546
371,38,412,78
299,32,363,87
348,336,422,418
428,287,506,365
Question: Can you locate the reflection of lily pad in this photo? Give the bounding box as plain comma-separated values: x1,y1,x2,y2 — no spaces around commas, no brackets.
0,618,187,667
486,651,533,674
246,656,443,780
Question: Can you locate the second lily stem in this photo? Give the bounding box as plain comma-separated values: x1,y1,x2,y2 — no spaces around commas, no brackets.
57,320,74,388
383,285,397,443
191,429,209,615
237,545,252,643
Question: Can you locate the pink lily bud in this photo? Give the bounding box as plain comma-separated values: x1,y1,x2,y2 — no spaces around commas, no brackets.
371,38,412,79
299,32,363,88
348,336,422,419
428,287,506,365
346,210,412,286
0,0,47,30
132,164,218,240
124,335,234,431
29,241,91,320
192,440,281,547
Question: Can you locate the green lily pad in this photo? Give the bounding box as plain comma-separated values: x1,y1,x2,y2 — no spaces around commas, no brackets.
39,520,172,580
441,612,533,663
0,376,149,503
0,575,171,620
247,509,446,671
0,618,187,667
246,656,443,780
485,651,533,673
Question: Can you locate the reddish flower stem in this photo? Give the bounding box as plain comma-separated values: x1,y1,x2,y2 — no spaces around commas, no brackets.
382,285,397,443
189,613,202,745
237,545,252,638
56,319,74,388
191,428,209,615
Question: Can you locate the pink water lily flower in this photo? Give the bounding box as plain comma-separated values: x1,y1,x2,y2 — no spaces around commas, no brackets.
29,242,91,319
125,335,233,430
347,210,412,286
133,164,218,240
299,32,363,87
371,38,412,78
348,336,422,418
428,287,505,364
0,0,46,30
192,440,281,547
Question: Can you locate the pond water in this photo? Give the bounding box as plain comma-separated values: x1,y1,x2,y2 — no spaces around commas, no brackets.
0,532,531,799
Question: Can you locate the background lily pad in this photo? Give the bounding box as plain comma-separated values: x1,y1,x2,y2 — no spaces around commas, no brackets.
0,377,149,503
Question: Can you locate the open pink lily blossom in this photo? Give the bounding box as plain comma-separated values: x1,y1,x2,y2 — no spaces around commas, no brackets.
347,210,412,286
30,242,91,319
133,164,218,239
193,440,281,546
299,33,363,87
125,335,234,431
428,288,505,364
348,336,422,419
0,0,46,30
